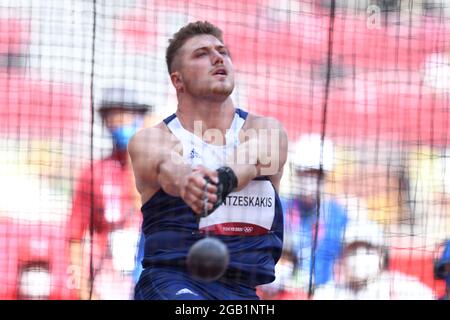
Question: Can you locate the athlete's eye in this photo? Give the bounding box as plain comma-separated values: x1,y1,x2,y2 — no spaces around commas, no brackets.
195,51,207,57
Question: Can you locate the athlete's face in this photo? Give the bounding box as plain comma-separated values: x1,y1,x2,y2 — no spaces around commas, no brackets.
171,34,235,100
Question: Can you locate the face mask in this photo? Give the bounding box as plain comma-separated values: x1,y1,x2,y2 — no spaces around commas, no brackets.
110,117,143,151
344,249,381,282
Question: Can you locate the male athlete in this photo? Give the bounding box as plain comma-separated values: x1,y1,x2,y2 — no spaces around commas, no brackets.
129,21,288,300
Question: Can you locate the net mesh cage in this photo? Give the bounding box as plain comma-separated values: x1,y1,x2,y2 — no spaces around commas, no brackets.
0,0,449,300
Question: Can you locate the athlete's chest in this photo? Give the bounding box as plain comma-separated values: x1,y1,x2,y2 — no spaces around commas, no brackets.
181,138,237,170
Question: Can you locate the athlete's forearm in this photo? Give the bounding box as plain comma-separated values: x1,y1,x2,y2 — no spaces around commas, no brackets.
157,151,192,197
226,138,272,191
227,163,258,191
158,153,219,214
129,128,193,197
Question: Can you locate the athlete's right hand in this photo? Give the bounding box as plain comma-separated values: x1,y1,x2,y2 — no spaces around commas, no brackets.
179,165,219,215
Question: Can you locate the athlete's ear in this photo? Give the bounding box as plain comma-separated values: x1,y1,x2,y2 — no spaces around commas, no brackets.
170,71,184,92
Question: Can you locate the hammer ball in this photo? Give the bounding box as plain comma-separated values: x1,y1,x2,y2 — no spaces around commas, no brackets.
187,237,229,282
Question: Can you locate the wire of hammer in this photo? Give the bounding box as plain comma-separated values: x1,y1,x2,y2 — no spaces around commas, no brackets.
202,179,210,236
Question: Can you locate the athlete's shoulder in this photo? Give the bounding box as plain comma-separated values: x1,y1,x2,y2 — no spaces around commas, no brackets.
242,112,288,154
243,111,286,132
129,121,175,149
140,120,171,135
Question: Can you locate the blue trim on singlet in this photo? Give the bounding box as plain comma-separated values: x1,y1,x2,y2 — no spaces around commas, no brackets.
163,113,177,125
163,108,248,125
235,107,248,120
253,176,268,181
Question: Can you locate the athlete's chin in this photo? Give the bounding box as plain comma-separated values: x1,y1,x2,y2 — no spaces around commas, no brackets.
211,82,234,97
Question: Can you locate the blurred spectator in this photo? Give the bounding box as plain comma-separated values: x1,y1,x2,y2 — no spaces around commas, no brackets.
313,219,434,300
0,221,76,300
283,134,348,291
407,146,449,243
434,239,450,300
68,88,154,300
361,164,408,225
16,223,75,300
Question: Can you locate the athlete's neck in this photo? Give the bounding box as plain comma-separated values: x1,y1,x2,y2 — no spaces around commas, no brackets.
175,96,235,140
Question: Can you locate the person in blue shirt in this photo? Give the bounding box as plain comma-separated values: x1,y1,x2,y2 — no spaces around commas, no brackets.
435,239,450,300
282,134,348,295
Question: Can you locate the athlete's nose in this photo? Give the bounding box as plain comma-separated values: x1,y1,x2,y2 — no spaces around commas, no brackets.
211,49,224,65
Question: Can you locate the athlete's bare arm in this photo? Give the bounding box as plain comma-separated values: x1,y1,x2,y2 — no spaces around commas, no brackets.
128,124,219,214
229,114,288,192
